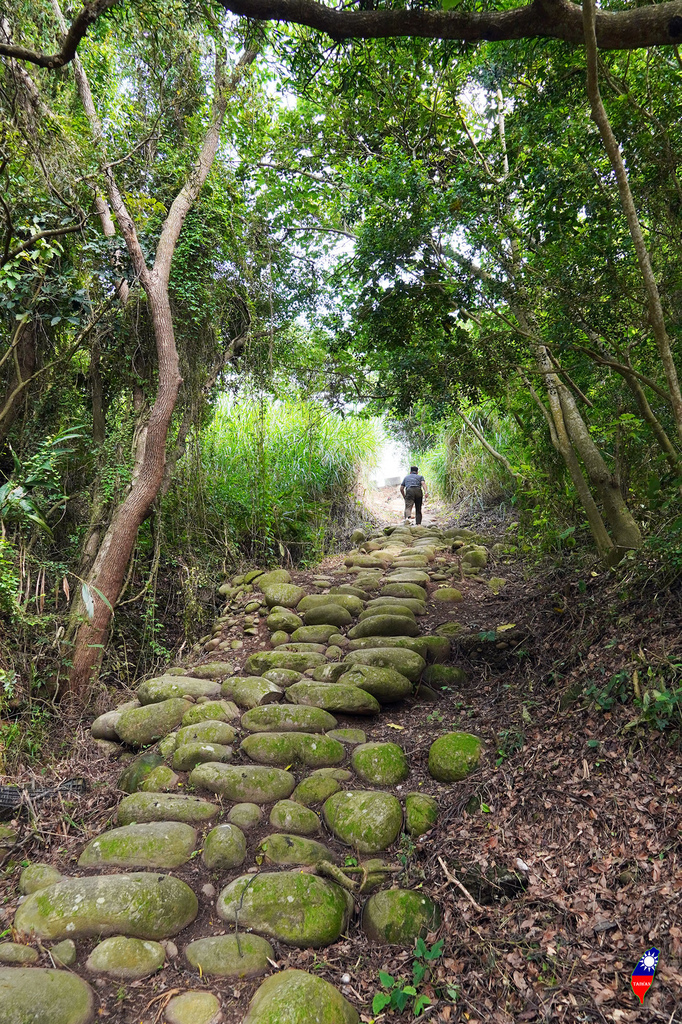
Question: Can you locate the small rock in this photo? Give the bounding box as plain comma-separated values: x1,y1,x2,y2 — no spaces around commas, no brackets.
326,728,366,746
379,582,428,601
363,889,441,944
432,587,463,603
348,614,419,640
266,608,303,633
422,664,467,688
262,668,303,687
221,676,283,709
428,732,482,782
117,792,219,825
176,720,237,746
139,765,179,792
291,775,342,806
269,799,320,835
285,682,380,715
405,792,439,837
189,763,295,803
0,941,39,964
241,705,337,734
260,832,334,866
324,790,402,853
19,862,63,894
182,699,240,725
165,991,223,1024
203,824,247,870
79,821,197,869
51,939,77,966
116,698,192,748
90,709,122,740
341,665,412,704
185,934,273,980
240,731,345,768
186,662,234,679
118,752,166,793
0,968,94,1024
291,624,340,643
343,647,424,682
228,803,262,829
137,675,221,704
261,583,307,609
172,740,233,772
298,594,363,616
246,651,326,674
303,604,352,628
86,935,165,979
351,742,409,786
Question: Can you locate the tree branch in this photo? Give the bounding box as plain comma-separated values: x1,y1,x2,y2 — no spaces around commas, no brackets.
0,0,120,69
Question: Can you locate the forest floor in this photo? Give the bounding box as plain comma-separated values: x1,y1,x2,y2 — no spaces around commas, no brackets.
1,501,681,1024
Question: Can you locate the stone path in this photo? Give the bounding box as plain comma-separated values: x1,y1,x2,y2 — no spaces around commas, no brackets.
1,524,494,1024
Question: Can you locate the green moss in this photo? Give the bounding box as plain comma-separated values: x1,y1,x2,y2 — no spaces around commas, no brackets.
428,732,482,782
350,742,409,786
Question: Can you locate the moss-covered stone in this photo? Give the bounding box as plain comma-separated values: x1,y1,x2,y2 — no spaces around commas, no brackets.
189,763,295,802
217,872,352,947
380,582,428,601
157,734,177,757
14,873,197,941
266,608,304,633
462,545,488,567
343,648,424,683
255,569,291,589
185,662,235,679
421,665,467,688
385,570,429,584
428,732,481,781
269,799,320,835
116,699,192,748
0,968,95,1024
241,704,337,733
366,597,426,615
240,731,345,768
329,585,368,599
348,614,419,640
262,668,303,687
298,594,363,617
262,583,307,609
165,991,222,1024
358,604,415,623
291,775,342,806
350,742,409,786
19,863,63,894
277,642,327,654
289,624,337,643
176,720,237,746
79,821,197,869
432,587,463,603
259,833,334,866
420,636,451,663
326,728,366,746
86,936,165,979
245,651,326,675
434,621,463,637
341,665,413,704
117,792,218,825
185,934,273,979
91,709,122,740
221,676,283,709
310,663,351,683
243,970,359,1024
137,675,221,705
285,682,380,715
269,630,290,646
326,645,343,661
51,939,77,966
405,792,439,837
362,890,441,944
0,941,39,963
202,823,247,870
228,802,262,829
323,791,402,853
172,740,233,772
303,604,352,628
139,766,179,792
118,752,168,793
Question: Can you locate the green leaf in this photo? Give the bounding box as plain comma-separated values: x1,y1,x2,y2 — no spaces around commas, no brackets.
414,995,432,1014
378,971,395,989
372,992,391,1014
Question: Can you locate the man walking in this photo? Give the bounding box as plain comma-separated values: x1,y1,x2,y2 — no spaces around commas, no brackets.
400,466,428,525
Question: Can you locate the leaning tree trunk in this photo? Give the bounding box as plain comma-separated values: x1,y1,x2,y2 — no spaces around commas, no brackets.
60,38,258,697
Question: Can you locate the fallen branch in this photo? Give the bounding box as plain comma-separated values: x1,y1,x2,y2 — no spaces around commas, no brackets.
438,855,486,913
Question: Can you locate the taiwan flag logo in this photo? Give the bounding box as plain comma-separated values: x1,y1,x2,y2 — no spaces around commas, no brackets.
631,947,659,1004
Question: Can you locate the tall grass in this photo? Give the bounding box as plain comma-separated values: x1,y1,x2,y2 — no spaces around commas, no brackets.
167,398,381,564
420,410,521,505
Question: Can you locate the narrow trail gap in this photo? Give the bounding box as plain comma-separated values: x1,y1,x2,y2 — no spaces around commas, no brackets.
1,512,680,1024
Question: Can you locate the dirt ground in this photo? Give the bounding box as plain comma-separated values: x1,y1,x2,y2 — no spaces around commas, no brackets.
1,503,681,1024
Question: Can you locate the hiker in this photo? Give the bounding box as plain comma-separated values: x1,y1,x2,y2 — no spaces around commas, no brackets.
400,465,428,525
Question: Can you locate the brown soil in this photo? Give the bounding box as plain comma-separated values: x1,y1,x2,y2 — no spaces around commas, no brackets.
1,518,681,1024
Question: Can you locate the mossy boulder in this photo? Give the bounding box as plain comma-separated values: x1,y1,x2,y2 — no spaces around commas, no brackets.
285,681,380,715
139,765,179,792
329,585,368,599
20,863,63,894
362,890,441,944
311,663,351,683
462,545,488,568
241,704,337,734
343,647,425,683
118,752,166,793
116,698,192,748
434,622,464,637
79,822,197,869
380,582,428,601
262,583,307,609
244,970,359,1024
255,569,291,589
217,872,352,947
428,732,482,782
327,727,366,745
221,676,283,709
50,939,77,967
166,992,222,1024
86,936,165,979
432,587,463,603
245,651,326,675
278,642,327,654
0,968,95,1024
298,594,363,617
172,740,233,772
157,734,178,757
260,833,334,866
185,662,234,679
202,823,247,870
366,597,426,615
189,763,295,802
358,604,415,623
137,675,220,705
240,731,345,768
385,570,429,584
181,699,240,726
117,792,218,825
348,614,419,640
420,636,451,663
14,873,197,940
270,630,290,646
176,720,237,746
341,665,413,703
267,608,304,633
185,933,273,979
405,792,439,837
421,665,467,688
269,799,320,835
303,604,352,628
91,709,122,740
351,742,409,786
228,802,262,829
291,775,342,806
323,791,402,853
